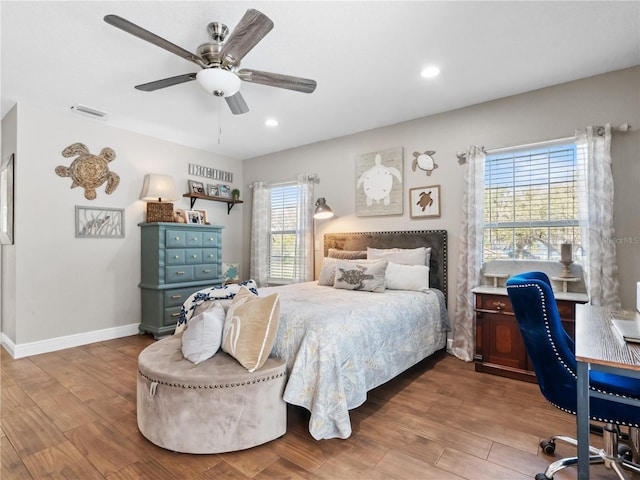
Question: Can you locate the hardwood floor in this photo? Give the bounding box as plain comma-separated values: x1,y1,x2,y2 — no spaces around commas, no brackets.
0,335,625,479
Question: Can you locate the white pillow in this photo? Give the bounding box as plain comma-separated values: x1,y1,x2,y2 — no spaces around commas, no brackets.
367,246,431,266
385,262,430,292
181,302,226,364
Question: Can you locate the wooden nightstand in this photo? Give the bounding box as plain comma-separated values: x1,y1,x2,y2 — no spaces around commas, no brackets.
473,286,588,383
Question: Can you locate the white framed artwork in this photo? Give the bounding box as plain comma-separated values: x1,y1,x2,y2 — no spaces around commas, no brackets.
355,147,403,216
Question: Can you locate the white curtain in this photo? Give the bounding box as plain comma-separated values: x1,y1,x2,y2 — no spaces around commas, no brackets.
575,124,621,307
451,146,486,361
293,174,315,283
249,182,270,287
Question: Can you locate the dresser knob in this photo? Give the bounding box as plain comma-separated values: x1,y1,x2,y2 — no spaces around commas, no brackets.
174,255,179,259
192,254,197,258
193,237,198,241
208,254,214,258
175,236,180,241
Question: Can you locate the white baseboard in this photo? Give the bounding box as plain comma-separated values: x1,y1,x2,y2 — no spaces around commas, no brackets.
1,323,141,359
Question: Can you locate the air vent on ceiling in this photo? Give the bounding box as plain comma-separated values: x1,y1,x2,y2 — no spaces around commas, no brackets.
70,104,109,120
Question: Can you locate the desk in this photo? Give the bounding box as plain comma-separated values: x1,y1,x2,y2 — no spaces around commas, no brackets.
575,305,640,479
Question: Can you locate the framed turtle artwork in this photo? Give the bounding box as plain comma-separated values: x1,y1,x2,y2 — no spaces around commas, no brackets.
409,185,441,219
355,146,403,216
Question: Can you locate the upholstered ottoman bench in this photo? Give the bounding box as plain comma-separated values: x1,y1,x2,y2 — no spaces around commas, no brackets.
137,333,287,454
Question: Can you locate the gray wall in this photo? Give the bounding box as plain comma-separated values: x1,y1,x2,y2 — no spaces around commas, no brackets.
242,66,640,316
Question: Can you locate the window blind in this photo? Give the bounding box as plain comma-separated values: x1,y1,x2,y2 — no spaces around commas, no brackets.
269,183,300,281
483,143,581,261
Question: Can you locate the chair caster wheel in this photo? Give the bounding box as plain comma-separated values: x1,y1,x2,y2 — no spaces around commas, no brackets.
535,474,552,480
618,444,633,461
540,439,556,455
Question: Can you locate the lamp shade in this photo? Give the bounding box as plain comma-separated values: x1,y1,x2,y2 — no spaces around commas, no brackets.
196,68,241,97
314,197,334,219
140,174,178,202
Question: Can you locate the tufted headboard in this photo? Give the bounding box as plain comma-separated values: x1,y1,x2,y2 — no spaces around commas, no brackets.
323,230,448,303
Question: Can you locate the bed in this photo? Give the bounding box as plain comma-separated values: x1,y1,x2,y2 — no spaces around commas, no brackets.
177,230,449,440
259,230,450,440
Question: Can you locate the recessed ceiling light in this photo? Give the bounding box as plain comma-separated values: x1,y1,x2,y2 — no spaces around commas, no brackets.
420,66,441,79
265,118,279,127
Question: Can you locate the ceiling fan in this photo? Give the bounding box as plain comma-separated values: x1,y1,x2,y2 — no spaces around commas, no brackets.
104,9,317,115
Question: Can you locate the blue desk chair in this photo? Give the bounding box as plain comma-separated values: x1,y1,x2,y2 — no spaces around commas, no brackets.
506,271,640,480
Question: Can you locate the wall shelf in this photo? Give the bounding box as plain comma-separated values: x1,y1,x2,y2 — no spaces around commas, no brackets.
183,193,243,214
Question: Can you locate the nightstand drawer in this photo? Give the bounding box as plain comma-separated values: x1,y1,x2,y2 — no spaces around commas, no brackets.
476,294,513,314
165,266,194,283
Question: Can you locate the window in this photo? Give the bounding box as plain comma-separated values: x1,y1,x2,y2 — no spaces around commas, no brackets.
269,183,301,283
483,142,581,262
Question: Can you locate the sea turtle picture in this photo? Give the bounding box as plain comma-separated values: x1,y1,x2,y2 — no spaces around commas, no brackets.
336,265,373,290
412,150,438,176
417,190,434,211
356,153,403,206
55,142,120,200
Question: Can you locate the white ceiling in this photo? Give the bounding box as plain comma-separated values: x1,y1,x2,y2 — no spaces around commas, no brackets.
2,1,639,160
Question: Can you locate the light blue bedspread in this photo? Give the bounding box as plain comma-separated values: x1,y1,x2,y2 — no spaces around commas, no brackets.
259,281,449,440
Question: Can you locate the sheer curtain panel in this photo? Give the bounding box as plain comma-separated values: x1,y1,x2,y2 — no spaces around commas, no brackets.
293,174,315,283
576,124,621,306
451,146,486,361
250,182,270,287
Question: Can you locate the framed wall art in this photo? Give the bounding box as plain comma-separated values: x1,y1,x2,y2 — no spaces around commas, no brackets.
355,147,403,216
75,206,125,238
207,184,219,197
218,184,231,199
0,153,14,244
194,209,208,224
409,185,441,219
185,210,202,224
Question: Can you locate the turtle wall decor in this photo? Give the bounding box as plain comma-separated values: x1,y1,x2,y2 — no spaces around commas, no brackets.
55,143,120,200
412,150,438,176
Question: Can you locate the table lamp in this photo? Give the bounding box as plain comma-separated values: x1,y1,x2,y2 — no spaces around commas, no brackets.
140,174,179,223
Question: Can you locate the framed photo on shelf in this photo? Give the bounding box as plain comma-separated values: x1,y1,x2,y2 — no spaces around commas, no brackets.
188,180,205,195
185,210,202,224
409,185,441,219
194,209,208,224
218,184,231,198
207,184,219,197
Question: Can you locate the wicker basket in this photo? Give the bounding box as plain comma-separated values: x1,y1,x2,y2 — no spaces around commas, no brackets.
146,202,174,223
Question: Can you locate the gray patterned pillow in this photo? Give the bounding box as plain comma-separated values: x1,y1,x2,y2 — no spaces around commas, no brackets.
318,258,381,286
327,248,368,260
333,260,388,293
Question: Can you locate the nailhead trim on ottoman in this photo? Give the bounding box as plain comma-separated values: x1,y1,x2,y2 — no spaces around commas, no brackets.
137,333,287,454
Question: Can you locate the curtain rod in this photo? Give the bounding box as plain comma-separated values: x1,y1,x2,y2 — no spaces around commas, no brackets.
456,123,631,162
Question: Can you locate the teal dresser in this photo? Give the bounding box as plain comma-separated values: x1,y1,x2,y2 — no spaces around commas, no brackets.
139,222,224,338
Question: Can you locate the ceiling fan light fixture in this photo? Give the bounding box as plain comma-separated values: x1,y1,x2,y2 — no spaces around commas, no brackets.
196,68,241,97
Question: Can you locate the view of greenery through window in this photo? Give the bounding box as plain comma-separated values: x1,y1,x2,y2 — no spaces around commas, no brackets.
483,144,581,262
269,184,300,281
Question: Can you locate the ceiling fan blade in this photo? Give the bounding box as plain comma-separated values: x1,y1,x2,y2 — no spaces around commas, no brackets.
104,14,204,66
237,69,317,93
220,9,274,66
225,92,249,115
135,73,197,92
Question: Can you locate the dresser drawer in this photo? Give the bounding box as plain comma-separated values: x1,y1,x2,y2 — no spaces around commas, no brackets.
164,287,198,307
185,249,202,264
202,248,219,264
166,250,185,265
164,306,182,326
203,231,221,247
166,230,187,248
185,232,203,247
165,266,194,283
476,294,513,314
194,264,218,281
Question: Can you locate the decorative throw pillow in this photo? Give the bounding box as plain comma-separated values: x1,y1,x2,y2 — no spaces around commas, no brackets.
181,302,226,364
333,259,387,293
385,262,430,292
222,290,280,372
327,248,368,260
318,258,381,286
175,279,258,334
367,246,431,266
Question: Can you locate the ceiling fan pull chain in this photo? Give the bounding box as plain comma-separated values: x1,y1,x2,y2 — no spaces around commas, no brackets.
218,97,223,144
